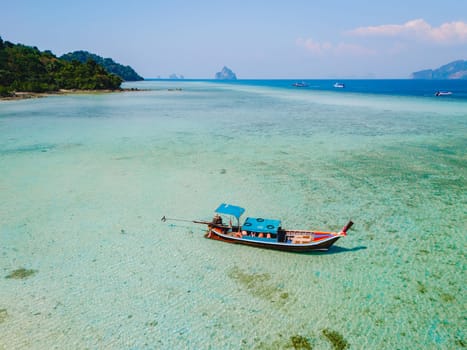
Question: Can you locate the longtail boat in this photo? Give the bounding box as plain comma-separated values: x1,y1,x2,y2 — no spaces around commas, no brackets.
162,203,353,252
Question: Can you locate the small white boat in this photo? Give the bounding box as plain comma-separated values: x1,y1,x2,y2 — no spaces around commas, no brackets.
333,82,345,88
292,81,308,87
435,91,452,96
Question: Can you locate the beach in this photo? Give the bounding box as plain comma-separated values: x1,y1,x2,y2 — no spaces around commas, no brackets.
0,88,143,101
0,80,465,349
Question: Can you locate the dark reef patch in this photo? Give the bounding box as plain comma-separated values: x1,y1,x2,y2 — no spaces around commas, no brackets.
0,309,8,323
228,266,290,305
5,268,38,279
322,328,349,350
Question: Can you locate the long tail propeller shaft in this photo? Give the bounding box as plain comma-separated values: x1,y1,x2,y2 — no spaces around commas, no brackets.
161,216,226,228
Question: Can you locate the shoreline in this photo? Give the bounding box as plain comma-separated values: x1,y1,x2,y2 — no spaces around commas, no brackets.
0,88,142,102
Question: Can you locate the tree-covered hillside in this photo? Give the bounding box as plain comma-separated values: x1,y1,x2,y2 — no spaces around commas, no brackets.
0,36,122,96
61,51,144,81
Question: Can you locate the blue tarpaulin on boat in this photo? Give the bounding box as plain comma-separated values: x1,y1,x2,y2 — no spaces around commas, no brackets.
242,217,281,234
215,203,245,219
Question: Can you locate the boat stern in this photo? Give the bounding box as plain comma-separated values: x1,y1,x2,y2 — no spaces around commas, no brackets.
339,220,354,236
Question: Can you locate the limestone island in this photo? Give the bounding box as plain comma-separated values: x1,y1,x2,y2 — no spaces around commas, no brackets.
215,66,237,80
412,60,467,79
169,73,185,80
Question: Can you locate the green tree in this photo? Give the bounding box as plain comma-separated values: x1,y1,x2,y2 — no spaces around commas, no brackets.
0,37,122,94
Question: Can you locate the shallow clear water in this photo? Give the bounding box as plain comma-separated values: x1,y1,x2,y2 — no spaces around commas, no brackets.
0,81,466,349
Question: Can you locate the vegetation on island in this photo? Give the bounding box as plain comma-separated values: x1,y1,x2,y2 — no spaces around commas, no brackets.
0,36,122,97
60,50,144,81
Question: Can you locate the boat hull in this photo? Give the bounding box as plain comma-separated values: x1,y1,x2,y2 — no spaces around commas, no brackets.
205,228,342,252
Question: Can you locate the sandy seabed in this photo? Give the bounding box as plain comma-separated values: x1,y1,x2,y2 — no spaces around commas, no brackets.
0,81,465,349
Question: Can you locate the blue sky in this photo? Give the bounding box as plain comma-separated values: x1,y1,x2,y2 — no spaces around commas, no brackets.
2,0,467,78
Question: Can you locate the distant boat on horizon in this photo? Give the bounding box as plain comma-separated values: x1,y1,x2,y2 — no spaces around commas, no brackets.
292,81,309,87
333,82,345,88
435,91,452,96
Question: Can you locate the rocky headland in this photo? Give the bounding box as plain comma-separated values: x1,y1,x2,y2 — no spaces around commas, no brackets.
412,60,467,79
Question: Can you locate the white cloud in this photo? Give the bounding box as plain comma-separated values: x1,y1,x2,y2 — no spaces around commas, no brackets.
296,37,374,56
348,19,467,44
296,19,467,60
295,38,331,54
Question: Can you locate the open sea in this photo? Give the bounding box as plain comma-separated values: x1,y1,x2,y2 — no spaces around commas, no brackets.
0,79,466,349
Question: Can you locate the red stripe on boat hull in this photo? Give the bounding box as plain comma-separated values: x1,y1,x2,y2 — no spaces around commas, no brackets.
205,229,341,252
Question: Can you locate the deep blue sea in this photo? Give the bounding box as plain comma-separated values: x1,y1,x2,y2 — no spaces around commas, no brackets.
1,79,466,349
150,78,467,99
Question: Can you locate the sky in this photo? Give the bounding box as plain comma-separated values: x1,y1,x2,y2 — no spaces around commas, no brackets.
2,0,467,79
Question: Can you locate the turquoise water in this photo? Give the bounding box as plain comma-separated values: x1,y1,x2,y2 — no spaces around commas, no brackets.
0,81,465,349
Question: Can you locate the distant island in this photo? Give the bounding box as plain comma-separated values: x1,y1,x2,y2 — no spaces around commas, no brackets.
169,73,185,80
60,51,144,81
412,60,467,79
0,36,124,97
215,66,237,80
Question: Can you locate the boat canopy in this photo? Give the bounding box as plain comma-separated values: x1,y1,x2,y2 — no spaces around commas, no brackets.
242,217,281,234
215,203,245,220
